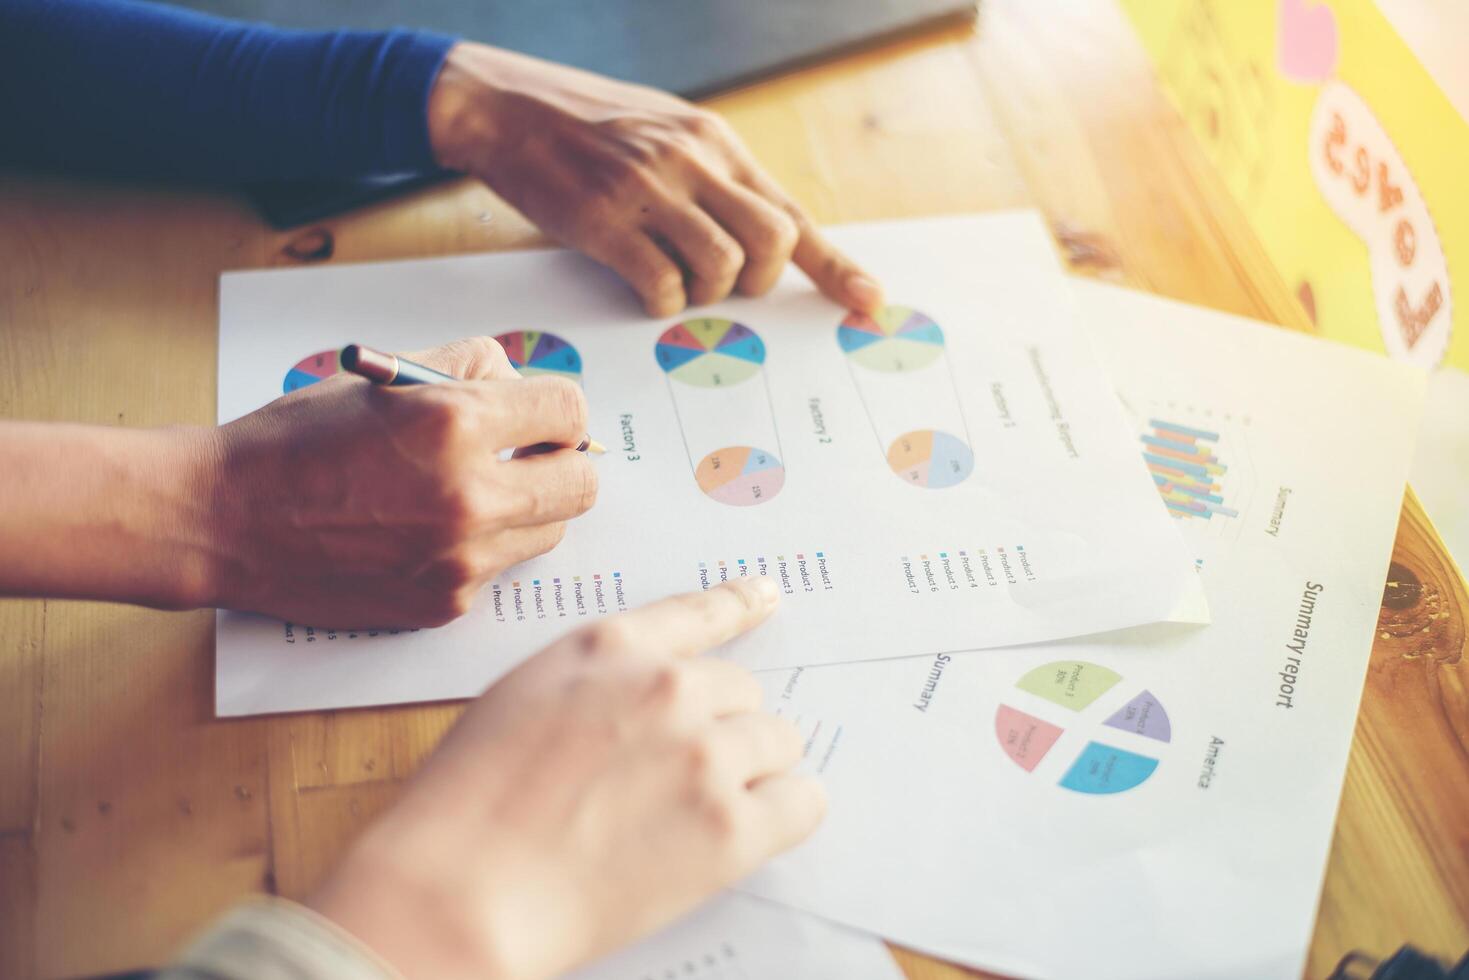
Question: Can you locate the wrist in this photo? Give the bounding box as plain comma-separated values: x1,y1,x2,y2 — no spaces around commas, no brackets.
103,424,230,610
426,42,506,172
307,826,524,980
162,424,233,609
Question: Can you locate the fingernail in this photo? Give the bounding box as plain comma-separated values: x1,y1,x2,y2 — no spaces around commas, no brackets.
845,273,883,311
750,576,779,605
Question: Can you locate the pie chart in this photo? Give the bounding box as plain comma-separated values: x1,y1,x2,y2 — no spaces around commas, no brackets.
283,349,344,393
695,446,785,506
496,331,583,382
837,305,946,372
886,429,974,488
656,319,765,387
994,660,1171,795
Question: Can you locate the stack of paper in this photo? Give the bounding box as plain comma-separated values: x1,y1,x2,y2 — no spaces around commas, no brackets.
215,213,1424,979
741,280,1423,979
217,213,1205,716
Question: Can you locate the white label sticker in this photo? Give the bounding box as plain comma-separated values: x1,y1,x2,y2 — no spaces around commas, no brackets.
1308,80,1452,367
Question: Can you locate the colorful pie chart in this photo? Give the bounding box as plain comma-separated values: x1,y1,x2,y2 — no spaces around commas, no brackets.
283,349,344,393
995,660,1171,796
695,446,785,506
837,305,946,372
886,429,974,488
656,319,765,387
496,331,583,382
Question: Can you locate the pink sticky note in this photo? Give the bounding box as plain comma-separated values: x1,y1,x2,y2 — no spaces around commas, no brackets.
1279,0,1339,83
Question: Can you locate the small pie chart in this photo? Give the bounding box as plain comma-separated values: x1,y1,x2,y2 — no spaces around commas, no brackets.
496,330,583,382
695,446,785,506
656,319,765,387
283,349,344,393
837,305,946,372
886,429,974,489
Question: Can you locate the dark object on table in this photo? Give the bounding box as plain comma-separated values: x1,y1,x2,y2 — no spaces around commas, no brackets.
1330,945,1469,980
156,0,979,227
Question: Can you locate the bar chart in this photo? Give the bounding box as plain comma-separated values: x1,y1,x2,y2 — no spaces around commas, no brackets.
1141,418,1240,521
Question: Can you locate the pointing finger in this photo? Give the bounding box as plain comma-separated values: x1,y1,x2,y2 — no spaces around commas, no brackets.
740,167,883,313
616,578,781,660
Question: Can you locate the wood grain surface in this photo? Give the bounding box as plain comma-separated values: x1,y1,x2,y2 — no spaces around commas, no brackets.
1,2,1465,977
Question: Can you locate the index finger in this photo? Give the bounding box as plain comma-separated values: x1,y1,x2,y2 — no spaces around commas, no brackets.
741,168,884,314
400,336,517,381
745,772,828,855
614,578,781,660
471,374,589,451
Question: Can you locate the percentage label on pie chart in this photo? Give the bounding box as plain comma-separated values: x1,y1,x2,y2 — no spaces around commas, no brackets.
496,331,583,382
887,429,974,489
656,319,766,387
695,446,785,506
837,305,945,372
283,349,345,393
994,660,1171,795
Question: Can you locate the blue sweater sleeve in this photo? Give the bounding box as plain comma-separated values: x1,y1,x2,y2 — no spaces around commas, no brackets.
0,0,456,180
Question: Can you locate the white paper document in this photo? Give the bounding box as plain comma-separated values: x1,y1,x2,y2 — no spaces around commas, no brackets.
215,213,1203,715
741,282,1425,980
566,892,903,980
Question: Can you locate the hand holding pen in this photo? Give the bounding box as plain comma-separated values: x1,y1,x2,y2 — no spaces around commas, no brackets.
342,343,606,455
206,336,599,629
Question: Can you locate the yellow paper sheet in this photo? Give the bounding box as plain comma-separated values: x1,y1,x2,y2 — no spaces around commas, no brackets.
1121,0,1467,370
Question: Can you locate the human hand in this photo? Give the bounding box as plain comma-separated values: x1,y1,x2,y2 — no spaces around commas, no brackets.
427,42,884,318
207,337,597,628
309,578,825,980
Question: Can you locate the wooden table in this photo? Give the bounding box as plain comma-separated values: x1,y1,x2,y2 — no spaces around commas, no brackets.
2,2,1466,977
